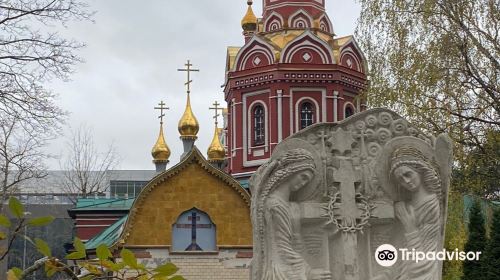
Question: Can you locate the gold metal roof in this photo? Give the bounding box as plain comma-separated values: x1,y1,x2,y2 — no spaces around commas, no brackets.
241,1,257,31
151,123,170,162
207,125,225,162
178,92,199,139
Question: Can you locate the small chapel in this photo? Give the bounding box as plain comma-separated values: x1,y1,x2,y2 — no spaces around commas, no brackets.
69,1,367,279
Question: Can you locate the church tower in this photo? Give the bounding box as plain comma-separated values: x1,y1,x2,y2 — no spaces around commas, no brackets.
224,0,368,182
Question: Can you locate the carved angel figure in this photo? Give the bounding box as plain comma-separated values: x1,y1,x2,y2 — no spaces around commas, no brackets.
249,148,331,280
389,145,444,280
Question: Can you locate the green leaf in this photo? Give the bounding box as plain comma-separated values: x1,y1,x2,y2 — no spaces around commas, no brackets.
120,248,138,268
96,244,111,260
7,270,19,280
65,251,86,260
0,214,11,227
44,261,59,277
34,238,51,257
74,237,86,254
154,262,178,276
0,231,6,240
109,261,126,271
65,237,87,260
168,276,185,280
10,267,22,278
80,276,94,280
27,216,54,227
8,197,24,218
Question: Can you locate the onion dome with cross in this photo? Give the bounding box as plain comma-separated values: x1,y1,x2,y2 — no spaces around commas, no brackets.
207,101,226,163
177,60,200,140
151,100,171,172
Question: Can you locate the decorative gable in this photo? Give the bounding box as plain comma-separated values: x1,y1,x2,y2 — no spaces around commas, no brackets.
234,36,276,71
280,30,335,64
117,148,252,249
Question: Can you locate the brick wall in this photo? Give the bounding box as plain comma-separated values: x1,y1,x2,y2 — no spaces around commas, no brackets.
125,248,252,280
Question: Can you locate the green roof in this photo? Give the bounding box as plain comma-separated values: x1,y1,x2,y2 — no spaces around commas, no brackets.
73,198,135,211
238,179,249,189
85,215,127,250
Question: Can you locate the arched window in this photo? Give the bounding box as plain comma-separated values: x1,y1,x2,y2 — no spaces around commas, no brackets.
345,106,354,118
172,208,216,251
300,102,315,129
253,105,265,145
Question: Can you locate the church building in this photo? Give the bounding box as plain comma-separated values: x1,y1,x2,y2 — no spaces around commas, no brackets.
70,1,367,279
225,0,367,183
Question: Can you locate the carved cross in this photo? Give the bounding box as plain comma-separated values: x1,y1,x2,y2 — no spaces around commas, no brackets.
329,128,356,156
154,100,169,124
177,60,200,94
331,158,363,280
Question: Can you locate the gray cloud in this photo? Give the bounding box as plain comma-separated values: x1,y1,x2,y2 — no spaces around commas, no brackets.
45,0,361,170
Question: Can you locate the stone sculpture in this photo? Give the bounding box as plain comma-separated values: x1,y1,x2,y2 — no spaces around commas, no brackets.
249,108,452,280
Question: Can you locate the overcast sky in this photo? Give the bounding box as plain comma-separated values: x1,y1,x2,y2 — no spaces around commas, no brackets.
46,0,361,170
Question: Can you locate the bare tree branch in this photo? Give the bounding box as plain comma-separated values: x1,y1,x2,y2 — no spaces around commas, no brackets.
59,125,119,198
0,0,93,132
0,114,49,213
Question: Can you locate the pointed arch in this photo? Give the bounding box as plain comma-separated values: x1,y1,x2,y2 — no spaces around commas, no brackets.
234,36,275,71
280,30,334,64
339,38,367,73
264,11,284,32
288,9,313,29
318,14,334,34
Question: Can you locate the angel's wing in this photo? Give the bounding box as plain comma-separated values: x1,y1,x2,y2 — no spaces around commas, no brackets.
434,133,453,272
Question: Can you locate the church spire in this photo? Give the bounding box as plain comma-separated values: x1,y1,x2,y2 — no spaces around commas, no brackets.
152,100,171,172
207,101,226,169
241,0,257,42
177,60,200,159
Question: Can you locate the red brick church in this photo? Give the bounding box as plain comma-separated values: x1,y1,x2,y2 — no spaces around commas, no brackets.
224,0,367,182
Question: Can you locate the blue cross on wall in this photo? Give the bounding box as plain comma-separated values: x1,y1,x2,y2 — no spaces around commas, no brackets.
172,208,216,252
185,212,203,251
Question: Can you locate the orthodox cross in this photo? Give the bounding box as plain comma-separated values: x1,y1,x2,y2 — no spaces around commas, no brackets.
177,60,200,94
329,159,365,280
154,100,169,124
184,212,203,251
209,101,223,126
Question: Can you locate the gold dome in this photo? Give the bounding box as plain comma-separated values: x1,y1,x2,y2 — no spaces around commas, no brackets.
151,123,170,162
241,1,257,31
178,92,199,139
207,125,225,162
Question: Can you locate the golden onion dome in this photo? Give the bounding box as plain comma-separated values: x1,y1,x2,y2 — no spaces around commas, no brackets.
241,1,257,31
151,123,170,162
178,92,199,139
207,125,225,162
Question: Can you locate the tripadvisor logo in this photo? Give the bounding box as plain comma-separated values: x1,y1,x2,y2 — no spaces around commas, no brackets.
374,244,482,267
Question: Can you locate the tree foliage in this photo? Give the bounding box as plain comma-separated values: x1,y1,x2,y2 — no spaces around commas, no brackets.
2,197,184,280
462,198,487,280
356,0,500,165
443,192,466,280
454,130,500,199
483,207,500,280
